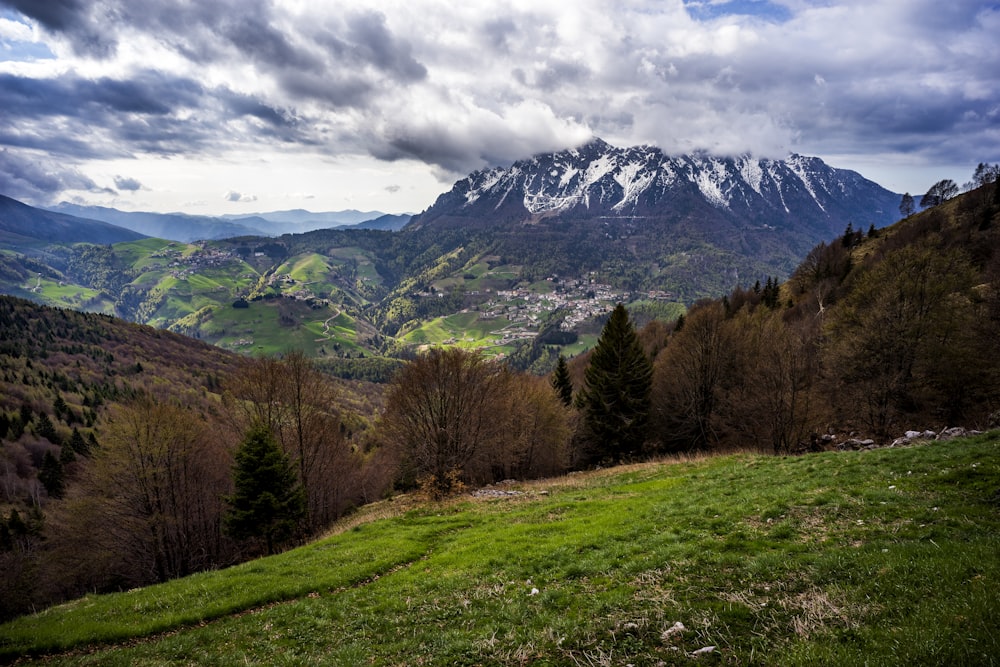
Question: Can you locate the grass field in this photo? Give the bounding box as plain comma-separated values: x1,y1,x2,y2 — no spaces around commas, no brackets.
2,433,997,665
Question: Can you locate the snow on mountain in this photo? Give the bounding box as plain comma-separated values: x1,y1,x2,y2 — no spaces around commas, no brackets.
416,139,899,238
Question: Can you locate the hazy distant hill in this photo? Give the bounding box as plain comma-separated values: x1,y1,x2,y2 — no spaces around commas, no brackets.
1,195,145,246
223,208,385,226
344,213,412,231
47,204,406,241
48,203,267,242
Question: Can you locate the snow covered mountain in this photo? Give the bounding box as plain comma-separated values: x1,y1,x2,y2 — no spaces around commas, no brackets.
411,138,898,236
405,139,900,297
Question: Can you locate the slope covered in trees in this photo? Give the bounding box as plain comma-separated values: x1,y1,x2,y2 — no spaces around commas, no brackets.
2,174,998,624
0,296,388,620
638,177,1000,452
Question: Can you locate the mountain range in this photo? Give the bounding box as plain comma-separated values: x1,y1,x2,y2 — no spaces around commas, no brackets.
410,139,899,291
1,139,904,365
46,203,412,243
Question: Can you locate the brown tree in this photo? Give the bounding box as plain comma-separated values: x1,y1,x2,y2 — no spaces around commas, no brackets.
477,373,571,481
381,348,506,496
717,309,820,453
53,397,232,587
224,352,359,530
824,241,979,436
651,302,737,452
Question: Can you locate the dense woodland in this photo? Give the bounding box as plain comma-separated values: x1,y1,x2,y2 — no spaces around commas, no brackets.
1,176,999,621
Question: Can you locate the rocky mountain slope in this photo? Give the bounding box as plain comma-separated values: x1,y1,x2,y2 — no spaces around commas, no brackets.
413,138,898,236
408,139,900,295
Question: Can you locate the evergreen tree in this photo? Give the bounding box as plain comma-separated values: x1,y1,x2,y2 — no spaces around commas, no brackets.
68,427,89,456
841,223,855,248
59,442,76,465
35,412,60,445
38,451,65,499
224,423,306,554
551,355,574,406
578,304,653,463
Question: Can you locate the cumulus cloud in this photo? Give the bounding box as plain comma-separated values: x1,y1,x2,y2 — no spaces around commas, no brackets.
0,0,997,206
113,175,142,191
224,190,257,203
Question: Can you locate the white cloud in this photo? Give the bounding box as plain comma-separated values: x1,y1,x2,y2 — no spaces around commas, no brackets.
224,190,257,203
0,0,997,210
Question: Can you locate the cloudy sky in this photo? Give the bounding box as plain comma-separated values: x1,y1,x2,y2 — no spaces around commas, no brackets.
1,0,997,216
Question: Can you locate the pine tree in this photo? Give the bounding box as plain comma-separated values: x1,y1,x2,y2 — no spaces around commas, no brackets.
68,427,89,456
578,304,653,463
38,451,65,499
551,355,574,406
35,412,60,445
224,423,306,554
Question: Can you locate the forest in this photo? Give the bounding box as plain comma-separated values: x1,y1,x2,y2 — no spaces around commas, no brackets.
1,176,999,621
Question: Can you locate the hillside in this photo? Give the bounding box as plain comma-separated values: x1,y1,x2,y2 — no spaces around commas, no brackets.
0,196,146,248
1,142,908,370
408,139,901,298
1,434,997,665
0,295,389,620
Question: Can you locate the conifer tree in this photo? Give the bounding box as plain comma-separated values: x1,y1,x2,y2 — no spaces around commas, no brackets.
34,413,60,445
68,427,88,456
38,451,64,498
578,304,653,463
224,423,306,554
551,355,574,406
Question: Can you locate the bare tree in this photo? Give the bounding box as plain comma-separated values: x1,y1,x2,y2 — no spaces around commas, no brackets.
223,353,358,530
381,348,506,496
56,397,232,585
651,302,736,452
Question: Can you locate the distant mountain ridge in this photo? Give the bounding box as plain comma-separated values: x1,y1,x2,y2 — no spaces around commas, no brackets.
46,204,410,242
411,138,899,241
0,194,146,245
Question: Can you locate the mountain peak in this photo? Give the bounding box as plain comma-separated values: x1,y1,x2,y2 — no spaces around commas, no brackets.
410,142,900,256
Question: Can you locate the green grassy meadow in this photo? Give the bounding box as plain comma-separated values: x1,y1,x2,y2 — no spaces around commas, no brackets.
2,434,998,665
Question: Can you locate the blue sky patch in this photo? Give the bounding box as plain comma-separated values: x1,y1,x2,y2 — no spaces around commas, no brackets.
684,0,793,23
0,10,54,62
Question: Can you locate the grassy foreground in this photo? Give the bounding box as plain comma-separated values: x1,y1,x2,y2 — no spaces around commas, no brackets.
2,434,998,666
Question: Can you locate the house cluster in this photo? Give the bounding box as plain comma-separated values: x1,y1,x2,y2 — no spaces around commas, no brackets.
147,244,240,279
475,276,630,334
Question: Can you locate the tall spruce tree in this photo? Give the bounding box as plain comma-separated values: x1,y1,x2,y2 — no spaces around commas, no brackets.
224,423,306,554
551,355,574,406
578,304,653,463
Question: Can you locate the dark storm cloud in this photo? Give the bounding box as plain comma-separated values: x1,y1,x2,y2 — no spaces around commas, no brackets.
0,69,311,160
222,15,322,72
0,0,114,56
0,0,82,31
218,90,293,128
0,71,202,119
0,148,105,203
342,11,427,82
